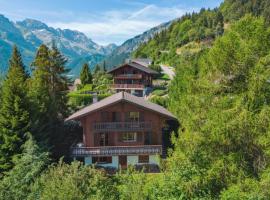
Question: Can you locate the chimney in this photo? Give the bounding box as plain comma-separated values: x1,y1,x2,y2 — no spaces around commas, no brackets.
93,93,98,104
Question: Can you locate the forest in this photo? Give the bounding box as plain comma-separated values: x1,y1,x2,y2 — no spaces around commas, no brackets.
1,0,270,199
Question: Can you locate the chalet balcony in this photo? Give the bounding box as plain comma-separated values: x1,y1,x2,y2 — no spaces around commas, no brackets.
112,84,144,90
93,121,152,132
114,74,143,79
70,145,162,157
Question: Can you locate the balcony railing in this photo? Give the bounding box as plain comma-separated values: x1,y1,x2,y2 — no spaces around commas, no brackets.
71,145,162,157
93,121,152,132
114,74,142,79
112,84,144,89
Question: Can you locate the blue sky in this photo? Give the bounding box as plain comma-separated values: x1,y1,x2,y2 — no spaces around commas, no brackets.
0,0,223,45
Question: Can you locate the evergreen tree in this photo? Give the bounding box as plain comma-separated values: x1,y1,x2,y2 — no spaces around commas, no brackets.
0,134,49,200
80,63,92,85
94,64,101,74
102,61,107,72
29,44,70,156
0,46,30,173
28,44,51,142
49,43,70,119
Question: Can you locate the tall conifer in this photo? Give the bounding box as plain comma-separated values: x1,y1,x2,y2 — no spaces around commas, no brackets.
80,63,92,85
0,46,30,172
29,44,52,142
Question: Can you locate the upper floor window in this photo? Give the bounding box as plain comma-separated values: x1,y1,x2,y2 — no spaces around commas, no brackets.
128,112,140,122
122,132,137,142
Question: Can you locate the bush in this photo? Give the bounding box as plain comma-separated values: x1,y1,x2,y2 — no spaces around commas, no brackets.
29,161,118,200
151,89,167,96
149,96,168,107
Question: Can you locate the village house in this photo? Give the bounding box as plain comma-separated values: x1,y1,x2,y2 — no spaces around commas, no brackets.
108,60,158,97
67,91,177,169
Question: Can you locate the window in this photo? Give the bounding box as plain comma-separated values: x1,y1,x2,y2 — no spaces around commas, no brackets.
138,155,149,163
92,157,112,164
128,112,140,122
122,132,137,142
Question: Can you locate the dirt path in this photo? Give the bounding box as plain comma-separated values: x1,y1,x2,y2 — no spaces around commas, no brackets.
160,65,175,80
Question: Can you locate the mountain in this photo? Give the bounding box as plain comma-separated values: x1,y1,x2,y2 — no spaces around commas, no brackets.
104,21,172,68
0,15,117,76
0,13,173,76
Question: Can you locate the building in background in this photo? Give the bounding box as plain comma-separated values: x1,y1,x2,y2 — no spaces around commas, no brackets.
108,60,158,97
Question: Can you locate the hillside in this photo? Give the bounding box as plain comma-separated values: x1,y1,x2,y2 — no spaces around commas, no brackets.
0,15,117,76
133,0,270,66
104,21,172,68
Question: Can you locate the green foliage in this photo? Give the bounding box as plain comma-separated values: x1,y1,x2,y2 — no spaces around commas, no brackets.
167,15,270,198
133,8,224,66
149,96,168,108
0,134,49,200
221,0,270,23
0,46,30,173
117,167,148,200
29,44,69,146
29,161,118,200
80,63,92,85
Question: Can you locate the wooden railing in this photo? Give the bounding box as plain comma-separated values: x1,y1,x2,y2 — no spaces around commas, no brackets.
93,122,152,132
112,84,144,89
70,145,162,157
114,74,142,79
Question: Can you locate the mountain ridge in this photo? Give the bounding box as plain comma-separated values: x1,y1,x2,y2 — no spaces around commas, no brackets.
0,14,173,76
0,15,117,76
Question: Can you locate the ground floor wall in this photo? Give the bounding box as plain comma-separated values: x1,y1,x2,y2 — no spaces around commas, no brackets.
82,154,160,169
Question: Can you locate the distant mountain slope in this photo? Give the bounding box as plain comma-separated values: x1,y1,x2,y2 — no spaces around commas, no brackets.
0,15,117,76
133,0,270,67
104,21,172,69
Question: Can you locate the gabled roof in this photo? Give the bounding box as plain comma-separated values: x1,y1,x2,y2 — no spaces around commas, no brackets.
66,92,177,121
107,62,158,75
132,58,152,67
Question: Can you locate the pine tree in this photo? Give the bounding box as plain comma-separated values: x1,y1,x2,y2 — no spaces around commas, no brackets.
102,61,107,72
0,46,30,173
0,134,49,200
49,43,70,119
28,44,51,142
94,64,101,74
80,63,92,85
29,44,70,153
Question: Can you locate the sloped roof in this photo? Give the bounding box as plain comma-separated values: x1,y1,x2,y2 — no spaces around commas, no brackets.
107,62,158,75
66,92,176,121
132,58,152,67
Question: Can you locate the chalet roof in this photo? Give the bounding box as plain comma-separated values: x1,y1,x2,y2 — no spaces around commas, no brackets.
131,58,152,67
66,92,177,121
107,62,158,75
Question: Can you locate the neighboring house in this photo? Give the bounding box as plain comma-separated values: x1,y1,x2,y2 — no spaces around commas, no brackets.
108,61,158,97
66,91,177,170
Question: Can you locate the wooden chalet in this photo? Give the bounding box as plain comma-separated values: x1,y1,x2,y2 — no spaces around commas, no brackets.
66,92,177,169
108,61,158,97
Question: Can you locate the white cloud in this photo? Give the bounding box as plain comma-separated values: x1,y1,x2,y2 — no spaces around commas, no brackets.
48,4,196,45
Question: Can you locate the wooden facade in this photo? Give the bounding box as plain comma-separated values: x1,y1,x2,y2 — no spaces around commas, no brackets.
108,63,158,97
68,92,176,169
